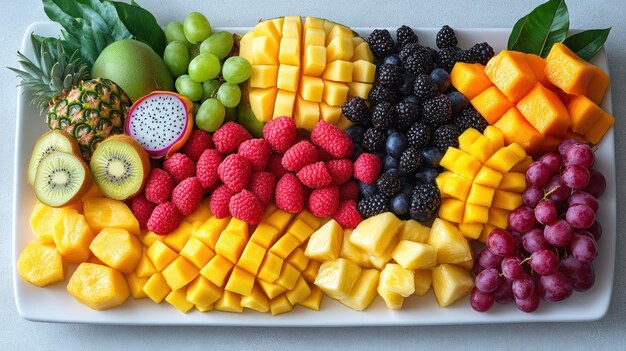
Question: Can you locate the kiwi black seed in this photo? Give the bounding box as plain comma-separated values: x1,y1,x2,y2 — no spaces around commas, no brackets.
89,135,150,201
28,130,81,185
34,151,91,207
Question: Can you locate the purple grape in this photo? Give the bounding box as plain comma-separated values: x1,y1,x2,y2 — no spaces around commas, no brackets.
475,267,500,293
545,175,571,202
477,248,502,270
508,206,536,233
512,274,535,300
560,256,595,292
522,228,549,253
473,263,485,275
539,152,562,175
558,138,581,156
534,200,557,225
562,164,590,189
537,271,573,302
569,233,597,263
515,292,540,313
587,221,603,241
566,204,595,229
487,229,516,257
526,162,550,187
511,231,523,251
544,219,574,247
568,190,599,213
501,256,523,280
522,186,544,208
563,144,594,168
493,277,514,304
583,169,606,198
470,287,495,312
530,249,559,275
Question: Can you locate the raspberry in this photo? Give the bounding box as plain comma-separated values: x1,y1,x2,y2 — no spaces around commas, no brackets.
332,200,363,229
131,194,156,229
163,153,196,183
340,181,359,201
229,190,264,225
238,138,270,171
248,172,276,205
267,153,288,179
282,140,319,172
297,162,332,189
213,122,252,154
147,202,181,235
326,159,353,185
144,168,174,204
210,184,235,218
182,130,214,162
310,121,354,159
172,177,205,216
354,153,382,185
308,185,340,218
218,154,252,192
196,149,223,189
275,173,305,213
263,116,297,153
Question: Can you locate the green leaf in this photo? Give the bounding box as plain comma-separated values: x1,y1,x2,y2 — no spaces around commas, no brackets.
110,1,166,56
508,15,528,50
509,0,570,57
563,28,611,61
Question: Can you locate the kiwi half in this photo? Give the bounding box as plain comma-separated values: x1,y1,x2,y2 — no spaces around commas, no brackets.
90,135,150,201
34,152,92,207
28,130,81,185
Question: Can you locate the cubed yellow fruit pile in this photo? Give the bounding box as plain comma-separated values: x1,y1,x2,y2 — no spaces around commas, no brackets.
239,16,374,130
307,212,474,310
436,127,530,242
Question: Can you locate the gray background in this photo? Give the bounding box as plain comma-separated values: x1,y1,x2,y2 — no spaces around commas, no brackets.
1,0,624,349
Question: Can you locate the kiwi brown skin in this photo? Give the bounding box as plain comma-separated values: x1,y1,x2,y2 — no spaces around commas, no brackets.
28,130,81,186
34,152,92,208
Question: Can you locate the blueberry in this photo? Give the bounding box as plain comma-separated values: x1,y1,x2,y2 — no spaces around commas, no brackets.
390,192,410,215
420,146,444,167
399,73,416,96
402,95,419,105
430,68,451,92
447,91,469,114
346,125,365,144
383,155,400,170
386,132,408,158
358,180,378,198
415,167,439,183
383,54,401,66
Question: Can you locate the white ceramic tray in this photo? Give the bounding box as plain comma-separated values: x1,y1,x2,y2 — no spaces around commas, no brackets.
12,22,616,326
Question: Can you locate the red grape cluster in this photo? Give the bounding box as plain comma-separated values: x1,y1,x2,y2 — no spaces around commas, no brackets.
471,139,605,313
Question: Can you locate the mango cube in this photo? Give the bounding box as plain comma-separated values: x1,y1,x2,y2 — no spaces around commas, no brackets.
282,17,301,38
270,233,300,259
391,240,437,270
186,276,222,306
463,204,490,224
142,272,171,303
304,219,343,261
352,42,373,62
493,107,544,152
484,146,525,173
326,36,353,62
413,269,432,296
83,197,140,235
567,95,603,135
215,290,243,313
52,211,94,263
432,264,474,307
250,65,278,88
468,135,494,164
273,89,296,118
586,65,609,105
466,183,495,207
162,256,198,290
287,247,309,272
265,209,293,233
294,210,322,229
340,269,380,311
240,284,270,313
492,190,523,211
322,60,353,82
67,263,129,310
163,221,193,253
215,230,247,264
294,95,320,131
488,207,510,229
275,262,300,290
398,220,430,243
180,237,215,269
303,28,325,47
269,294,293,315
249,87,278,122
485,50,537,102
458,223,484,240
200,255,234,287
287,219,315,243
17,241,64,287
350,212,402,256
325,24,351,44
347,81,373,100
438,198,465,223
299,76,324,102
442,174,472,201
250,223,281,249
584,111,615,144
470,86,513,124
517,84,571,137
195,303,214,312
498,172,527,192
252,36,279,65
193,216,230,250
302,45,326,76
165,288,194,313
302,259,321,283
258,279,287,299
314,258,361,300
458,128,483,152
351,60,376,83
279,38,300,66
237,241,266,275
225,266,255,296
89,228,141,274
322,80,349,107
285,276,312,305
126,272,148,299
450,62,492,99
304,16,324,30
257,252,284,283
147,241,178,271
473,166,503,188
298,286,324,311
483,125,505,150
185,201,212,226
135,247,157,278
545,43,594,95
450,154,482,180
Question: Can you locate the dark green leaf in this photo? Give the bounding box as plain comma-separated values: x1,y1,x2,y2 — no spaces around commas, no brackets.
563,28,611,61
111,1,166,55
130,0,140,6
509,0,570,57
508,15,528,50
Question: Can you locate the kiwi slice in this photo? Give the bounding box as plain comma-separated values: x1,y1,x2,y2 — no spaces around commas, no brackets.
28,130,81,185
34,152,92,207
90,135,150,201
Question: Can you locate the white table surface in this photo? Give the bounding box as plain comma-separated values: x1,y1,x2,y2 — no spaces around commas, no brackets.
1,0,624,349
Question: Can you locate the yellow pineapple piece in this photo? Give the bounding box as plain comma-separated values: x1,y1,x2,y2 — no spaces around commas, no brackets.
432,264,474,307
377,287,404,310
458,250,475,271
215,230,247,264
398,220,430,243
135,247,157,278
350,212,402,256
427,219,472,265
89,228,142,274
250,223,281,249
164,221,194,252
125,272,148,299
165,288,194,313
225,266,255,296
215,290,243,313
286,247,309,272
147,241,178,271
186,276,222,307
413,269,432,296
142,272,171,303
302,259,321,283
52,211,94,263
286,219,315,243
240,284,270,313
67,263,129,310
368,236,397,270
237,240,267,275
379,263,415,297
193,216,231,250
29,201,73,245
304,219,343,261
275,262,300,290
269,294,293,315
83,197,140,235
339,229,371,267
269,233,300,259
200,255,233,287
298,286,324,311
391,240,437,270
161,256,199,290
257,252,283,283
257,279,287,299
314,258,361,300
285,276,312,304
17,241,64,287
264,209,293,233
340,269,380,311
87,255,105,265
180,237,215,269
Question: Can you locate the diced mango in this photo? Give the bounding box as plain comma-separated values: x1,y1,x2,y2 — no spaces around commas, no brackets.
350,212,401,256
186,276,222,306
467,136,493,164
326,36,353,62
488,207,510,229
484,145,526,173
302,45,326,77
147,241,178,271
162,256,199,290
485,50,537,102
586,65,609,105
473,166,503,188
285,276,312,304
135,247,157,278
450,62,492,99
275,262,300,290
67,263,129,310
89,228,142,274
442,174,472,201
299,76,324,102
126,272,148,299
240,284,270,313
413,269,432,296
298,286,324,310
303,28,325,48
250,65,278,89
483,126,505,150
180,237,215,269
286,247,309,272
273,89,296,118
336,115,353,129
493,108,544,152
471,86,513,124
277,64,300,92
302,259,321,283
196,303,214,312
225,266,255,296
193,216,230,250
52,211,94,263
466,183,495,207
185,200,212,226
314,258,361,300
294,95,320,131
352,42,373,62
83,197,140,235
304,16,324,30
498,172,527,192
269,294,293,315
215,290,243,313
451,154,482,180
270,233,300,260
200,255,234,287
524,53,555,89
265,209,293,233
238,32,253,63
253,19,281,39
164,221,193,253
287,219,315,243
215,230,247,264
517,83,571,137
252,36,279,65
347,82,373,100
323,80,349,106
142,272,171,303
165,288,194,313
545,43,594,95
322,60,353,82
567,95,603,135
279,38,300,66
29,202,74,245
492,189,523,211
340,269,380,311
463,203,489,224
249,87,278,122
458,128,483,153
295,210,322,229
458,223,483,240
392,240,437,270
436,171,453,194
257,279,286,299
584,110,614,144
257,252,284,283
352,60,376,83
250,223,281,249
237,240,266,275
282,16,301,38
438,198,465,224
17,241,64,287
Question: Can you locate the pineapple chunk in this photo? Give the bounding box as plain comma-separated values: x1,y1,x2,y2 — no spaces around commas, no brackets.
368,236,397,270
89,228,142,274
340,269,380,311
17,241,64,287
83,197,140,235
314,258,361,300
304,219,343,261
432,264,474,307
67,263,129,310
378,263,415,297
391,240,437,270
29,201,73,244
427,219,472,265
397,220,430,243
350,212,402,256
413,269,432,296
377,287,404,310
339,229,371,267
240,284,270,313
52,211,94,263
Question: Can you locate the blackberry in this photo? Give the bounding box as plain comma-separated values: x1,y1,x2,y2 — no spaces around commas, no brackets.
422,94,452,126
424,46,439,62
369,83,399,104
396,25,419,48
399,73,417,96
468,42,495,65
403,50,433,76
413,74,438,100
433,124,461,150
436,25,458,49
358,194,389,218
377,170,402,197
410,183,441,221
399,42,421,63
406,122,431,149
371,101,394,130
378,64,403,88
436,47,461,72
455,107,489,132
394,102,420,131
368,29,395,58
399,147,422,175
362,128,386,152
342,97,370,123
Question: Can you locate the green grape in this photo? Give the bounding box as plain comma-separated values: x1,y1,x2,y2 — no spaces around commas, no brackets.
196,98,225,132
200,31,234,60
216,83,241,108
164,22,192,48
201,80,221,102
163,41,189,77
175,75,203,101
188,53,220,82
183,12,212,44
222,56,252,84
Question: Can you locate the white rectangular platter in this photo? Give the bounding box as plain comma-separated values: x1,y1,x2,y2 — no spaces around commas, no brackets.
13,22,616,326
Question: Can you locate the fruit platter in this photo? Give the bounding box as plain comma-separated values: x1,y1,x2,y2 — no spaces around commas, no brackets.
12,0,616,325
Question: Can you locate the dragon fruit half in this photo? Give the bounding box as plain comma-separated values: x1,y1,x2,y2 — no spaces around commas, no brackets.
125,91,194,159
